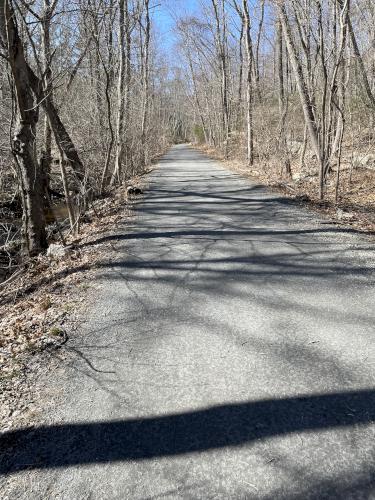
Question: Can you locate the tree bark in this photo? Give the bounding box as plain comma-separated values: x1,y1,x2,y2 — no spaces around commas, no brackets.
140,0,150,167
346,13,375,111
242,0,254,165
0,0,47,255
276,18,291,176
277,3,324,197
40,0,55,195
27,66,85,182
113,0,127,184
254,0,265,100
212,0,230,157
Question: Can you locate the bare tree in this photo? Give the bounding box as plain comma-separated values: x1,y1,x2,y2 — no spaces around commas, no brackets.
0,0,47,255
211,0,230,156
140,0,150,167
242,0,254,165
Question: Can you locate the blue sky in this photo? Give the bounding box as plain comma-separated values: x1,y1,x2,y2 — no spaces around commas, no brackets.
152,0,275,66
152,0,200,53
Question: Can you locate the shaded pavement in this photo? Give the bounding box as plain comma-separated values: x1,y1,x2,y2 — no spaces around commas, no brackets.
1,145,374,499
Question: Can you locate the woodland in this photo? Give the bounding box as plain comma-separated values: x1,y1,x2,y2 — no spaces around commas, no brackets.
0,0,374,286
1,3,374,494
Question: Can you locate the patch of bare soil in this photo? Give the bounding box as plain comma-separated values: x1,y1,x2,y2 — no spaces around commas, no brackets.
197,144,375,234
0,177,147,432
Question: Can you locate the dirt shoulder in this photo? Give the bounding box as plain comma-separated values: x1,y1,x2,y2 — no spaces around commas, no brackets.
0,177,148,434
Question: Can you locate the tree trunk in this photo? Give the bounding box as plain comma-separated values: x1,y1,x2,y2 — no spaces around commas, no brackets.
140,0,150,167
41,0,54,195
243,0,254,165
276,18,291,176
0,0,47,255
277,3,324,198
347,14,375,111
27,66,85,182
212,0,230,157
237,22,243,130
113,0,127,183
254,0,265,100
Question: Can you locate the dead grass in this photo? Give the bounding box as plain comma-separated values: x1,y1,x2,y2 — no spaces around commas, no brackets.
0,177,150,432
0,179,147,380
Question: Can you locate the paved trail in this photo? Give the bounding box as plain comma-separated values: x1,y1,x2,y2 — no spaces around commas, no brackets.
1,145,375,499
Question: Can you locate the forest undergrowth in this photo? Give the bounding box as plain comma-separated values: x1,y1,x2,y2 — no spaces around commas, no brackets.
0,174,150,431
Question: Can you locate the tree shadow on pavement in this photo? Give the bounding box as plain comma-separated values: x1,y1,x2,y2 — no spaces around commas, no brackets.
1,388,374,475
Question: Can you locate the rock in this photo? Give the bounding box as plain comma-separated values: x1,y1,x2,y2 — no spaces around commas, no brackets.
352,153,375,170
292,172,305,182
46,244,71,259
292,172,315,183
80,214,92,224
127,186,143,196
361,154,375,169
295,194,310,202
336,208,355,220
336,208,344,219
287,140,303,155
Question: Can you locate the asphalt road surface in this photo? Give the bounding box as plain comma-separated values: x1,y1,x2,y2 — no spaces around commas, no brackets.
1,145,375,499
